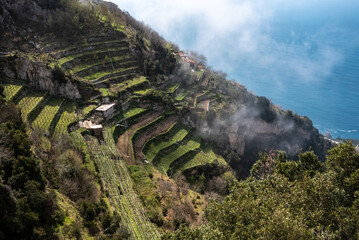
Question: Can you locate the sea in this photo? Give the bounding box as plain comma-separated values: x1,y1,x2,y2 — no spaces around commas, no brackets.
225,2,359,140
113,0,359,140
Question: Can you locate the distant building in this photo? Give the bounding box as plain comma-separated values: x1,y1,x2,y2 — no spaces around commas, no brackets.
95,103,116,119
80,120,103,136
183,58,196,68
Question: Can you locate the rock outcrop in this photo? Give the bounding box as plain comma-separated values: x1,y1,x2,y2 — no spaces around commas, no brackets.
2,56,81,99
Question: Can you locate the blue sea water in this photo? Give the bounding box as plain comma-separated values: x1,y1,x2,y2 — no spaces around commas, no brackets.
113,0,359,139
224,4,359,140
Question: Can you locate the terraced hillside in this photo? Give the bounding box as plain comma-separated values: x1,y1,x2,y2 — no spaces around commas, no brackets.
42,34,141,85
1,83,78,135
117,111,164,164
81,129,160,240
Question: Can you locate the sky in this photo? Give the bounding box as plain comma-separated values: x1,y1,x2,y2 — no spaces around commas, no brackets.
106,0,359,87
107,0,359,138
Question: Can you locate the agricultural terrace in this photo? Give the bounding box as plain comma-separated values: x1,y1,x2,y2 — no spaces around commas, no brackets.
134,89,151,96
179,148,227,172
152,135,201,173
166,83,180,93
174,91,187,101
17,90,47,121
71,55,131,73
82,65,138,82
124,107,147,119
80,104,97,117
55,102,77,134
57,47,128,66
1,84,23,101
84,129,160,240
133,116,177,161
117,112,163,164
143,124,189,162
115,76,148,92
32,97,64,132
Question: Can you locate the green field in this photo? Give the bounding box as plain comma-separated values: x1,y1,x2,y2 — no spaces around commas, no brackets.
124,107,146,119
82,65,137,81
72,55,131,73
153,136,201,173
81,104,97,117
115,76,148,92
83,129,160,240
1,84,23,101
179,149,223,171
57,47,127,66
17,91,47,121
134,89,151,95
32,98,64,132
174,91,187,101
55,102,77,134
143,125,190,162
166,83,180,93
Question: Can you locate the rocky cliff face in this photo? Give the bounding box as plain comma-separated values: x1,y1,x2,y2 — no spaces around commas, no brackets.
0,0,48,29
185,102,332,178
2,56,81,99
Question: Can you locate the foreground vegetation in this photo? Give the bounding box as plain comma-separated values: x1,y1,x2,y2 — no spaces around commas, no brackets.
164,143,359,239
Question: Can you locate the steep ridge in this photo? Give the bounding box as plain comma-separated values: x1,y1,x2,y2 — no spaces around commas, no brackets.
0,0,334,237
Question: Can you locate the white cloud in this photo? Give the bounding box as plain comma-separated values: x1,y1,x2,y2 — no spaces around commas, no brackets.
109,0,344,88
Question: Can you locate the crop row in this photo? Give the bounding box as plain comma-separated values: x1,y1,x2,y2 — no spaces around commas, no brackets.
82,64,138,81
32,98,63,132
153,135,201,173
1,84,23,101
71,54,132,73
17,91,47,121
114,76,148,92
55,102,77,134
143,124,189,162
57,47,127,66
85,129,160,240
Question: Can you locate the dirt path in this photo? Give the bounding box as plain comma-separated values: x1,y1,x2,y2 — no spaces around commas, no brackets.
134,116,177,161
117,111,162,164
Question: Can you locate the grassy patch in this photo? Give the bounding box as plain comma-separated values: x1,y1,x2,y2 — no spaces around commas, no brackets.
57,47,127,66
143,125,190,162
55,102,77,134
17,91,47,121
1,84,23,101
81,104,97,117
82,65,138,81
166,83,180,94
114,76,148,92
153,135,201,173
32,98,64,132
124,107,146,119
72,55,131,73
134,89,151,95
174,91,187,101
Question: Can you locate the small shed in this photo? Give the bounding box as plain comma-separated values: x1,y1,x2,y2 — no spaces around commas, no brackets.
80,120,103,136
95,103,116,119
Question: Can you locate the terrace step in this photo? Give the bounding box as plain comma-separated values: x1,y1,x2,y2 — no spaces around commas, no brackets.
76,60,138,78
60,48,129,68
41,33,126,53
133,116,177,161
32,97,64,134
116,111,163,165
52,40,128,59
86,67,139,84
16,90,48,122
152,134,201,174
143,124,190,162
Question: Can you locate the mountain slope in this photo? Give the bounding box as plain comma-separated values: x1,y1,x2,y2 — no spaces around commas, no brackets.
0,0,335,238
